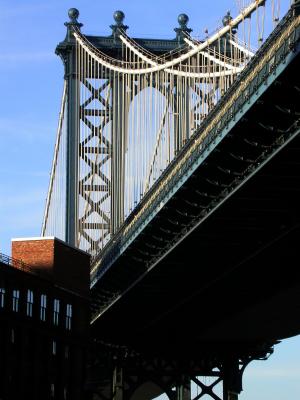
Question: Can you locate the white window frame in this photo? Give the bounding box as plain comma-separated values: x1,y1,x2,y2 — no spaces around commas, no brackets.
12,290,20,312
53,299,60,325
26,290,34,317
0,287,5,308
65,304,72,330
40,294,47,321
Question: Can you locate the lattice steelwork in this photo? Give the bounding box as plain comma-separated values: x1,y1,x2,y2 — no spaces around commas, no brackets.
78,75,112,253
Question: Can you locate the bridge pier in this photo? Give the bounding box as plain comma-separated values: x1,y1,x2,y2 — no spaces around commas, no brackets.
112,365,124,400
176,376,191,400
222,359,243,400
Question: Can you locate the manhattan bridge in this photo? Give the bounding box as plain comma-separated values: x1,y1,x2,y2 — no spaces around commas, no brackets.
41,0,300,398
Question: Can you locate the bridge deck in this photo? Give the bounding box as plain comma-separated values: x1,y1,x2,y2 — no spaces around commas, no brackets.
90,10,300,359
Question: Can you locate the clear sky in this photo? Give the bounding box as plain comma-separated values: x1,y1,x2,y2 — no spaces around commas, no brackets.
0,0,299,399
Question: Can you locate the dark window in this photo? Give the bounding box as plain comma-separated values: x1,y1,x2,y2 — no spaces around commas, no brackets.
11,328,15,344
50,383,55,397
64,345,69,359
0,288,5,308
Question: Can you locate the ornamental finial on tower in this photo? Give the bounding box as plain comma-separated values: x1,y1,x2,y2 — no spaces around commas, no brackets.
174,13,192,44
68,8,79,23
222,11,232,26
222,11,237,34
64,8,83,41
110,10,129,41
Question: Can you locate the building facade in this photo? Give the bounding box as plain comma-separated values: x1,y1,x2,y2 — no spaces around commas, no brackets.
0,237,90,400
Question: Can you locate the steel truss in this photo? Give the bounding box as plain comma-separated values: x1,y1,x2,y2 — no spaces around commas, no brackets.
86,343,274,400
79,77,112,253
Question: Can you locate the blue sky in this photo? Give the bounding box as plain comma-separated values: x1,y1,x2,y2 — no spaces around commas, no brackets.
0,0,299,398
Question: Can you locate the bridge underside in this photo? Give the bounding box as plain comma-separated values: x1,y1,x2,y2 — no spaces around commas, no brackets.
91,43,300,361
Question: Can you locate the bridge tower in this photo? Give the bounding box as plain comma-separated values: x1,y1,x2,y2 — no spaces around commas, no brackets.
54,9,195,253
45,4,254,254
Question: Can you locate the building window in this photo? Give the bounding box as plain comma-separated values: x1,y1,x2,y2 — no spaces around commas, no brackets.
50,383,55,398
11,328,15,344
52,340,56,355
12,290,20,312
65,304,72,330
0,288,5,308
53,299,60,325
40,294,47,321
26,290,34,317
64,345,69,359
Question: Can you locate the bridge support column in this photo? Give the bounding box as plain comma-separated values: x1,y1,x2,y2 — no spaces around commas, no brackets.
174,80,190,155
56,11,83,247
112,365,124,400
223,359,243,400
176,376,191,400
65,55,79,247
111,75,126,234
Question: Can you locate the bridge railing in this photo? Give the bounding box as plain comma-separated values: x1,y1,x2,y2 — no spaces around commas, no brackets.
0,252,34,274
91,7,300,284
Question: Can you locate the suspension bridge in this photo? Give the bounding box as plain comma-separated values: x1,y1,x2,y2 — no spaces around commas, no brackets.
41,1,300,399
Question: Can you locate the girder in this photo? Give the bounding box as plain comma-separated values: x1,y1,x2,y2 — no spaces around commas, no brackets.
86,340,273,400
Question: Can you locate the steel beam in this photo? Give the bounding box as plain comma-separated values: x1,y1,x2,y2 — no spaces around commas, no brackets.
112,366,124,400
176,376,191,400
111,76,126,234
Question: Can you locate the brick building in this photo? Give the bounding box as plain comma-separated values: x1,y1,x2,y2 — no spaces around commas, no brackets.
0,237,90,400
